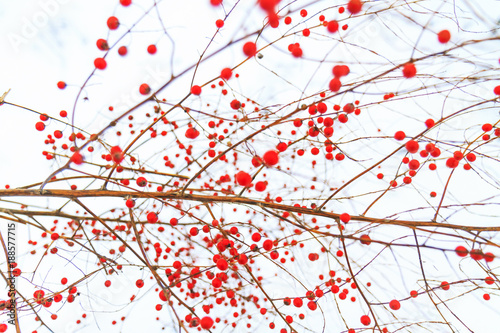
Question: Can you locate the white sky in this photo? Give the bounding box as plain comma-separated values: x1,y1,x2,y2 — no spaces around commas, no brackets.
0,0,499,332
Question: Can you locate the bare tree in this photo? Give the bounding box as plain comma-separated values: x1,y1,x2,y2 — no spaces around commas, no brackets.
0,0,499,332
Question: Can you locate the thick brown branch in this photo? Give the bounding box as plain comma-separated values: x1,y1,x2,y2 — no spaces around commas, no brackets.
0,189,498,232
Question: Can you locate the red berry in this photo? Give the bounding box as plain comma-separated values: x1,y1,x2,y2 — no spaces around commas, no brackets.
360,315,371,326
191,85,202,95
263,150,279,166
147,44,157,54
35,122,45,131
485,277,495,285
210,0,222,5
255,181,267,192
185,127,200,139
230,99,241,110
332,65,350,77
329,78,342,92
147,212,158,223
57,81,66,89
200,316,214,329
494,85,500,95
360,234,372,245
347,0,363,14
484,252,495,262
243,41,257,57
125,199,135,208
110,146,124,164
96,39,109,51
120,0,132,5
263,239,273,251
389,299,400,310
408,159,420,170
252,156,263,167
70,152,83,165
235,171,252,187
94,57,107,70
405,140,419,154
446,157,459,168
327,20,339,33
136,177,147,187
107,16,120,30
394,131,406,141
220,67,232,80
291,45,303,57
139,83,151,95
216,258,228,270
118,46,128,56
215,19,224,28
402,63,417,78
339,213,351,223
437,30,451,43
482,123,493,132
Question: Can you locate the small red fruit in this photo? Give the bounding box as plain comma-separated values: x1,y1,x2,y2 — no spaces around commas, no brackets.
110,146,124,164
394,131,406,141
405,140,419,154
107,16,120,30
243,41,257,57
70,152,84,165
118,46,128,56
402,63,417,78
147,212,158,223
389,299,400,310
147,44,157,54
230,99,241,110
437,30,451,43
136,177,147,187
96,39,109,51
327,20,339,33
347,0,363,14
329,78,342,92
191,85,202,95
255,181,267,192
360,315,371,326
235,171,252,187
340,213,351,223
221,68,233,80
125,199,135,208
263,150,279,166
185,127,200,139
200,316,214,329
94,57,107,70
139,83,151,95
